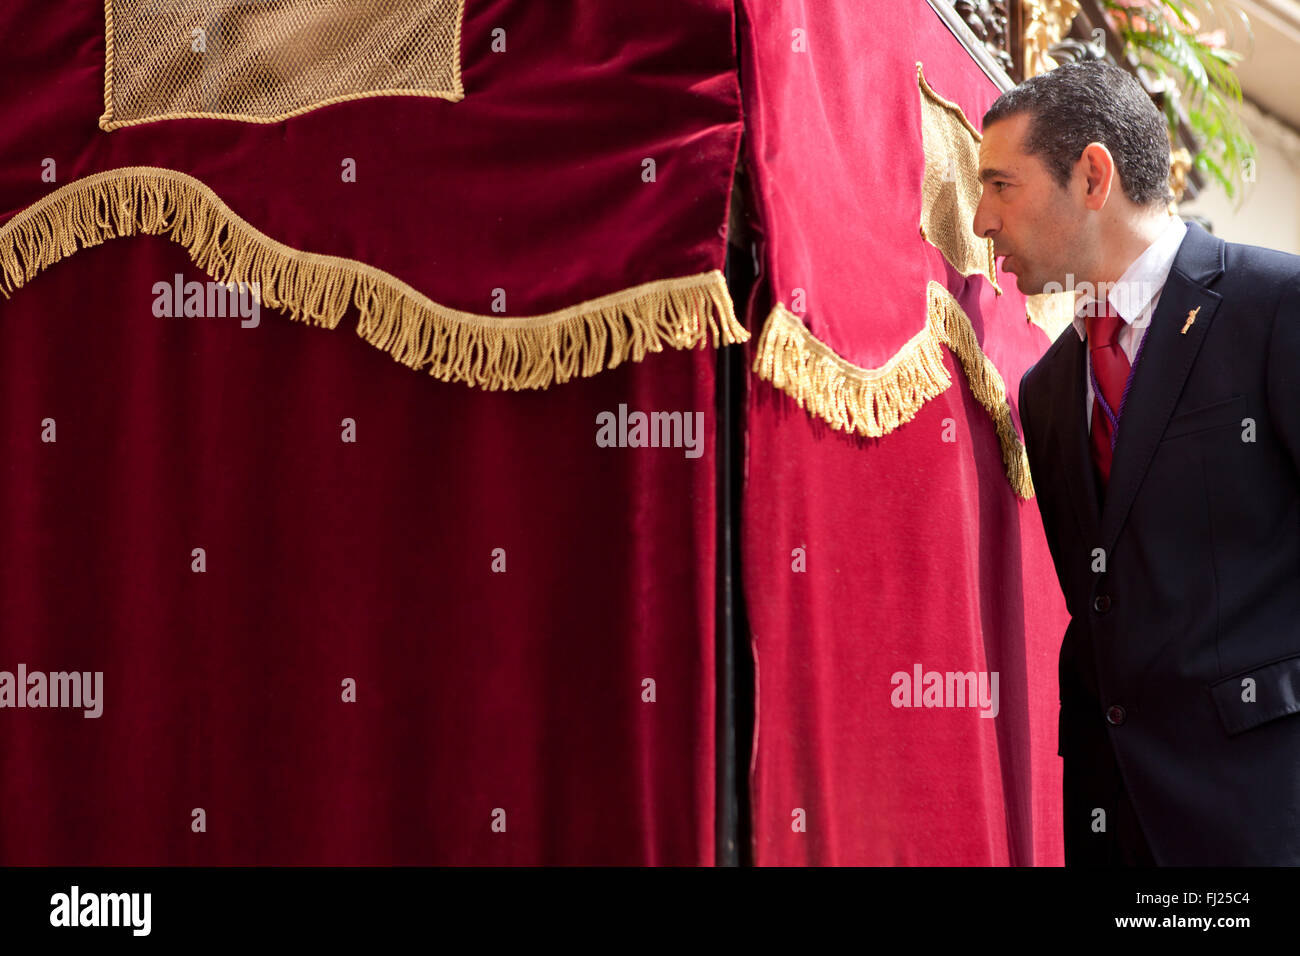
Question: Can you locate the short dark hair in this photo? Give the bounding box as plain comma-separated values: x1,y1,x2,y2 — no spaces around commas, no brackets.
982,61,1173,208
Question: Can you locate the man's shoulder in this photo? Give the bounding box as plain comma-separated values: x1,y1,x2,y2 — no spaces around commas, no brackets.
1020,322,1077,399
1215,235,1300,298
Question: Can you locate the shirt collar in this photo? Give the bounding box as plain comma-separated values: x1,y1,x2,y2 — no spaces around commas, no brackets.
1072,215,1189,341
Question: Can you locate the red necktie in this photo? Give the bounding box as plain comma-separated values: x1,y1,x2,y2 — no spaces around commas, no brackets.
1087,303,1129,495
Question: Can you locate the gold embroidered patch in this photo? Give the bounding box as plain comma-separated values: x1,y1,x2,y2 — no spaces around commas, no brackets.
100,0,465,131
916,62,1001,293
1025,289,1077,341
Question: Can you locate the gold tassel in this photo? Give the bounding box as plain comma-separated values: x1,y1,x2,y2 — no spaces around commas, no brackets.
751,287,1035,500
0,166,748,390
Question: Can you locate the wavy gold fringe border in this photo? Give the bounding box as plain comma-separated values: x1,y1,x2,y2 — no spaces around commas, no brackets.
926,282,1034,499
0,167,748,390
751,302,954,438
751,284,1034,499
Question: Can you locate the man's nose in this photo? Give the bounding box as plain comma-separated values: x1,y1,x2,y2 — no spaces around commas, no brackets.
972,193,998,240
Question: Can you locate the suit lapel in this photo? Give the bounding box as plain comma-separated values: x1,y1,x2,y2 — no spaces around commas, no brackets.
1052,222,1226,554
1057,332,1101,545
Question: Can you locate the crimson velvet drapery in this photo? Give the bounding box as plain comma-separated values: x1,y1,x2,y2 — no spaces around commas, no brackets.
2,0,1070,867
0,238,720,865
737,0,1069,864
0,0,740,864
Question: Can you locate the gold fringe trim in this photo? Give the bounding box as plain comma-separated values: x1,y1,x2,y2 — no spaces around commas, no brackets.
0,167,748,390
927,282,1034,499
751,302,954,439
751,284,1034,499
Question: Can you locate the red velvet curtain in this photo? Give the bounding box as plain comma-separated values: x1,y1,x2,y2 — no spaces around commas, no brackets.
2,0,1071,867
0,237,722,864
737,0,1069,864
0,0,739,865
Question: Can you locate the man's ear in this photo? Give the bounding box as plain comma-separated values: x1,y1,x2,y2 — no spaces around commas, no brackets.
1079,142,1114,209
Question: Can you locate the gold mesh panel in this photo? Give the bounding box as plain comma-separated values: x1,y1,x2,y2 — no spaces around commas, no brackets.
101,0,464,131
916,62,1000,292
1025,288,1077,341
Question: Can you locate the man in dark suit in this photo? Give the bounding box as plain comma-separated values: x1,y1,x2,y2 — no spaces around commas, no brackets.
973,61,1300,865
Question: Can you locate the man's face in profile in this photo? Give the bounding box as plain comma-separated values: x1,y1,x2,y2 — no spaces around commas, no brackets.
973,112,1085,296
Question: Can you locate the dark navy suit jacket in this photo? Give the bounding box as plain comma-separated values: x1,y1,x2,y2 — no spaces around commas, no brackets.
1018,221,1300,865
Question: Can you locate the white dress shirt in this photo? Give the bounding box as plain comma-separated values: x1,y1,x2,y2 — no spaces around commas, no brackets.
1073,215,1188,429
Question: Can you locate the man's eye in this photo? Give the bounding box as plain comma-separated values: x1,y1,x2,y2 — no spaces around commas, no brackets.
994,181,1009,191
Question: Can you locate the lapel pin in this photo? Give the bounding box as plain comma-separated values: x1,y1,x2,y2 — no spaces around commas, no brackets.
1181,306,1200,334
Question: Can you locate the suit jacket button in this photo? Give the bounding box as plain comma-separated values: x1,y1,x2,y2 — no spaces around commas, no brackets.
1106,705,1126,726
1094,594,1111,612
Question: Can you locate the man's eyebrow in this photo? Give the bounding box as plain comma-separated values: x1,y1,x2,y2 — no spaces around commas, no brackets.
979,167,1016,182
